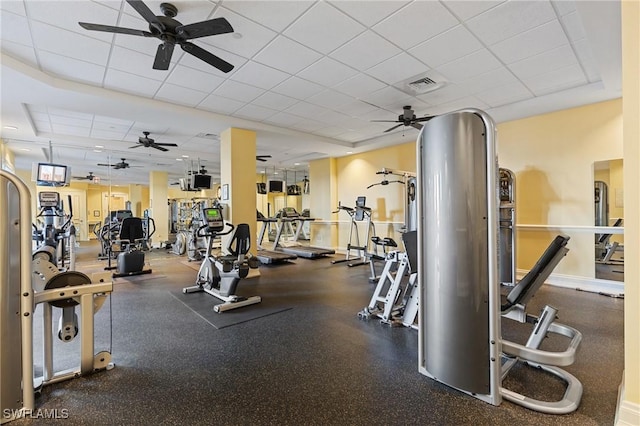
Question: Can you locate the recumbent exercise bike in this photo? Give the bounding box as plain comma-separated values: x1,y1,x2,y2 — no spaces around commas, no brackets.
182,206,261,313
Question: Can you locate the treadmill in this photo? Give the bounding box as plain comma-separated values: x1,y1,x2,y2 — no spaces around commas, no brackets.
273,207,335,259
256,211,297,264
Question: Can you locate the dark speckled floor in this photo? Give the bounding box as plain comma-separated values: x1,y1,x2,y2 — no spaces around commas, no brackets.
13,241,624,425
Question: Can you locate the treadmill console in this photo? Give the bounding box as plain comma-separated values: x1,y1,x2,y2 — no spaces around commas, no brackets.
280,207,299,218
38,191,60,208
202,207,225,232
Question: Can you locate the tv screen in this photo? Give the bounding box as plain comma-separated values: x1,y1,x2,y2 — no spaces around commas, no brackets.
256,183,267,194
268,180,284,193
192,174,212,190
36,163,68,186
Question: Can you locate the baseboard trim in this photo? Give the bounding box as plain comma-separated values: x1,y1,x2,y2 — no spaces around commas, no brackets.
616,383,640,426
516,269,624,295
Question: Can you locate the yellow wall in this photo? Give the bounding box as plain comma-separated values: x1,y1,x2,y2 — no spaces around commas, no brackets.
621,0,639,409
497,99,623,277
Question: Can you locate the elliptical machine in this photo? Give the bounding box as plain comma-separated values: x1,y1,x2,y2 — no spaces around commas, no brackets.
182,206,261,313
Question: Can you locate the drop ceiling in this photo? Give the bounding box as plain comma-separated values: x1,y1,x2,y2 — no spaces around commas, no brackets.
0,0,621,185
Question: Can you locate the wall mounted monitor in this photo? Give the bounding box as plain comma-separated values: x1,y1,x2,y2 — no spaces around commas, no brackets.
34,163,70,186
268,180,284,193
192,174,212,190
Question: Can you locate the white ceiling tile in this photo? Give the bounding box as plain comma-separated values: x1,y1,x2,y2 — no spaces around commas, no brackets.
315,109,352,126
230,61,290,90
92,121,132,134
437,95,489,114
197,94,245,115
408,25,482,69
30,1,119,43
252,91,299,110
551,0,577,16
29,111,50,122
333,73,386,98
264,111,304,127
49,115,92,128
333,100,380,117
155,83,208,107
360,85,412,108
213,79,265,102
123,1,218,28
1,40,37,66
47,108,93,120
165,64,225,93
466,1,556,45
373,1,458,49
109,46,168,81
104,68,163,97
283,2,365,54
491,20,569,64
222,1,313,32
285,101,330,120
1,1,26,15
203,7,278,58
383,98,430,114
1,10,33,46
33,120,52,132
291,118,325,132
38,51,106,86
94,115,135,127
572,39,600,82
523,63,587,96
30,21,112,66
475,81,532,107
436,49,502,82
416,83,468,105
313,125,351,138
92,1,121,12
253,36,322,74
51,124,91,137
457,67,519,94
233,104,279,121
90,129,128,141
306,89,354,109
561,11,587,43
271,76,325,100
366,52,429,85
298,57,359,88
329,1,410,27
442,1,504,21
331,30,401,71
508,44,578,81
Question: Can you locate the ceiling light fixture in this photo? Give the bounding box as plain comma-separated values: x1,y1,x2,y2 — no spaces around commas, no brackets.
20,148,30,152
95,145,104,148
181,155,189,158
346,151,353,154
93,149,102,153
176,158,183,161
3,125,18,130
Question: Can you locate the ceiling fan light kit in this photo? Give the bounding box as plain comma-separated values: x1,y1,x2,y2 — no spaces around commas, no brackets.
79,0,235,72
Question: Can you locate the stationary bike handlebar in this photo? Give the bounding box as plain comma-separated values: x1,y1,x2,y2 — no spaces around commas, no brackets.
197,222,235,238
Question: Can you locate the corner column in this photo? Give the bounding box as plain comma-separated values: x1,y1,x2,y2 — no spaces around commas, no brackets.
149,171,168,247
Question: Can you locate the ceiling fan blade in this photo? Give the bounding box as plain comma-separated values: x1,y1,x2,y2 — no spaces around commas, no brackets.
78,22,153,37
153,143,179,147
180,42,233,73
152,146,169,152
126,0,163,30
384,123,404,133
153,43,174,70
371,120,400,123
410,123,424,131
97,163,114,167
176,17,234,40
414,116,434,122
129,144,144,149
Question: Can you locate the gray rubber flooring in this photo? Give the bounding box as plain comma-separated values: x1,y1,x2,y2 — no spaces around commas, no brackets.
14,241,624,425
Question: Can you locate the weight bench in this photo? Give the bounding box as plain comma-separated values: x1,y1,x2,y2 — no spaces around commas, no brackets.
499,235,584,414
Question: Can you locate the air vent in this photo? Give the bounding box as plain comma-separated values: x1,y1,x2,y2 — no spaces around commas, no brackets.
396,71,448,96
195,133,218,140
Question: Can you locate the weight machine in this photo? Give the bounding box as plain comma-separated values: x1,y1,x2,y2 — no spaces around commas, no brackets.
1,170,114,423
182,206,261,312
332,196,376,267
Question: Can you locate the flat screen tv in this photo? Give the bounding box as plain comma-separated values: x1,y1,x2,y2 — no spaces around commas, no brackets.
35,163,70,186
192,174,212,190
268,180,284,193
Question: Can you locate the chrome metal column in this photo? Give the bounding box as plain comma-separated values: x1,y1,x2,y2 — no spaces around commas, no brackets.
417,110,501,405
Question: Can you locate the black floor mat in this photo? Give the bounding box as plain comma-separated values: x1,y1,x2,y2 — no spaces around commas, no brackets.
170,290,291,329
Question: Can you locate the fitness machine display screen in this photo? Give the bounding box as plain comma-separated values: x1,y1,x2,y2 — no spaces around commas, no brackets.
203,207,224,231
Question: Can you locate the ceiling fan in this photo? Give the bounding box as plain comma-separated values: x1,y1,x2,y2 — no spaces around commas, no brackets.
72,171,98,181
78,0,235,72
129,131,178,152
372,105,434,133
97,158,140,170
257,155,272,162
